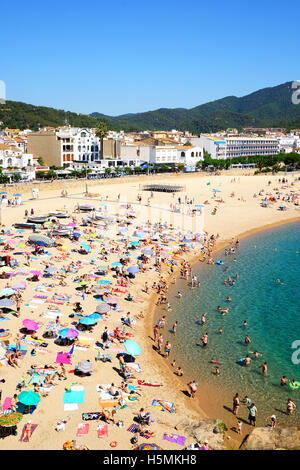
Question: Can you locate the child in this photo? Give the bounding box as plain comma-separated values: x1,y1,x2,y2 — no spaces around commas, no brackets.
237,420,242,435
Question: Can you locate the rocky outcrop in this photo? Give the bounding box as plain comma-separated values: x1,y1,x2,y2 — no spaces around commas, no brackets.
241,425,300,450
174,417,226,450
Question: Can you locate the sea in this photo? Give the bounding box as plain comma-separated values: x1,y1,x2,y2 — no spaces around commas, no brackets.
156,221,300,424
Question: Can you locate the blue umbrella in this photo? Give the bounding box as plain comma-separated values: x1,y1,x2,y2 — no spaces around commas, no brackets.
124,340,141,356
73,232,81,237
130,241,140,246
0,299,14,308
13,193,22,197
182,238,192,243
88,313,102,320
81,242,91,253
195,204,205,207
111,262,122,267
58,328,79,339
127,266,139,274
0,288,15,297
213,189,221,192
79,317,97,325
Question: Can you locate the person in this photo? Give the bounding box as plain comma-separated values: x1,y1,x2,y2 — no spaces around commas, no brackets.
164,341,171,358
233,393,240,416
260,362,268,375
172,321,178,334
218,327,223,335
287,398,296,415
175,366,183,376
202,439,209,450
266,414,277,429
245,334,251,344
248,403,258,426
187,380,197,398
24,420,32,441
281,376,289,386
202,333,208,347
237,420,242,435
11,393,18,411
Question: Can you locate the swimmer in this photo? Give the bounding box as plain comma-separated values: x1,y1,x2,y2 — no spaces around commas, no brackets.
177,292,182,298
280,376,289,386
226,296,232,302
218,327,223,334
243,320,247,327
275,279,286,285
260,362,267,375
249,350,262,358
245,334,251,344
215,367,220,376
201,313,207,325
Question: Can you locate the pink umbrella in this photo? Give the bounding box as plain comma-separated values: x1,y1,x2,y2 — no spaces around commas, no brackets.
68,223,76,227
29,271,42,276
23,319,39,331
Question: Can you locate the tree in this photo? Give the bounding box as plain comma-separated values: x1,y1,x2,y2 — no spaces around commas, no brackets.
37,156,44,166
95,122,108,159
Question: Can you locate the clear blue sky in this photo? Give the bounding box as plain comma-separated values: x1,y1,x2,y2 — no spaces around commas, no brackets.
1,0,300,116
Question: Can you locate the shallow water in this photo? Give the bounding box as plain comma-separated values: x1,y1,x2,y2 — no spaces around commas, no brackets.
159,222,300,424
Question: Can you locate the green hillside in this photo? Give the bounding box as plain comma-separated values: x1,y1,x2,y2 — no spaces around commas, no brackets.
1,81,300,133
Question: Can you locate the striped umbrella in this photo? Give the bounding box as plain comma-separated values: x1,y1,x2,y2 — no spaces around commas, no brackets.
76,361,93,373
0,331,12,341
133,443,163,450
96,303,110,314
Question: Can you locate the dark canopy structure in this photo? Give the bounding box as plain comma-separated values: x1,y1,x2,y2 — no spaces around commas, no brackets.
141,184,185,193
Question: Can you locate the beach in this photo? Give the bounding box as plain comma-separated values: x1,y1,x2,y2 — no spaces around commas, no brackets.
0,171,299,450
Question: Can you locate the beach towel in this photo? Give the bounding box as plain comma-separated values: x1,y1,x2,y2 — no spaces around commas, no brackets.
2,397,12,412
98,399,119,408
127,423,138,433
138,380,162,387
97,423,108,438
64,403,78,411
63,390,85,404
82,412,101,421
163,434,187,445
19,424,38,442
76,423,89,437
71,385,84,392
56,352,71,364
152,399,175,412
127,363,142,373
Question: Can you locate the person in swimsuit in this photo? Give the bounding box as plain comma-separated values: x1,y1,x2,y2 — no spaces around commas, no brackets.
233,393,240,415
187,380,197,398
287,398,296,415
24,421,32,441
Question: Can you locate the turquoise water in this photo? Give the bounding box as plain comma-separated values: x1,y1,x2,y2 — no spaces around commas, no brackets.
160,222,300,424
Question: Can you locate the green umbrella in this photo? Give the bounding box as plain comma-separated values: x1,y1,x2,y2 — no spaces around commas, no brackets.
0,412,23,427
18,391,41,406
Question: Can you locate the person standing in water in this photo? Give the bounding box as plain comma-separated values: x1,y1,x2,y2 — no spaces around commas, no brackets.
260,362,268,376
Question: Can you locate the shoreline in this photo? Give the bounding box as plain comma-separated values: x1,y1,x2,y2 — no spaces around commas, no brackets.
144,214,300,448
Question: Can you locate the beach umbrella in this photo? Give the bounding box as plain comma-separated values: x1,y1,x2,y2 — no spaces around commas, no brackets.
0,192,7,195
12,282,26,290
30,270,42,276
0,299,14,308
23,319,39,331
44,266,57,273
73,232,81,237
79,317,97,326
76,361,93,373
88,313,102,321
182,238,192,243
96,266,108,271
13,193,22,197
142,248,153,256
58,328,79,339
127,266,139,274
0,412,23,427
133,443,163,450
124,340,141,356
0,288,15,297
130,241,140,246
28,234,54,247
96,303,110,314
213,188,221,192
67,223,76,227
0,331,12,341
81,242,91,253
111,262,122,268
18,391,40,406
195,204,205,207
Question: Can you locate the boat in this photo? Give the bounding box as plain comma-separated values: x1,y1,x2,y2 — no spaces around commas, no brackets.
14,222,43,230
48,211,69,218
27,216,50,224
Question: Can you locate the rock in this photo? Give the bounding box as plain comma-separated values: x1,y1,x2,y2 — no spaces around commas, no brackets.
241,425,300,450
174,417,226,450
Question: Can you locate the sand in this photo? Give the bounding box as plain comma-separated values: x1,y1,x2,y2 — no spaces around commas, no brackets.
0,171,299,450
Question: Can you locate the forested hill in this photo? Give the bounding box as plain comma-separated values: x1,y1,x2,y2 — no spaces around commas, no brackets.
1,82,300,133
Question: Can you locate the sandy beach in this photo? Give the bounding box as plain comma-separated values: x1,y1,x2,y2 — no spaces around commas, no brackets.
0,171,299,450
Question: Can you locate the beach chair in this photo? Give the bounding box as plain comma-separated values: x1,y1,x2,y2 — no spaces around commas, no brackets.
95,351,112,363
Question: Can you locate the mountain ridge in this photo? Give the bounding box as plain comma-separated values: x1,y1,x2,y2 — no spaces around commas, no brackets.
1,81,300,133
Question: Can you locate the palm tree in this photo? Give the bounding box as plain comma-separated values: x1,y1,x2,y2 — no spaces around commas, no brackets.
95,122,108,160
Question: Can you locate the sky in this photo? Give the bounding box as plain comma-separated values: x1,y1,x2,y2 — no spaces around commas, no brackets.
1,0,300,116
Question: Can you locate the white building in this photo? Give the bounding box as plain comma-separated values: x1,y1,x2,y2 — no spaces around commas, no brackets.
194,135,280,159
